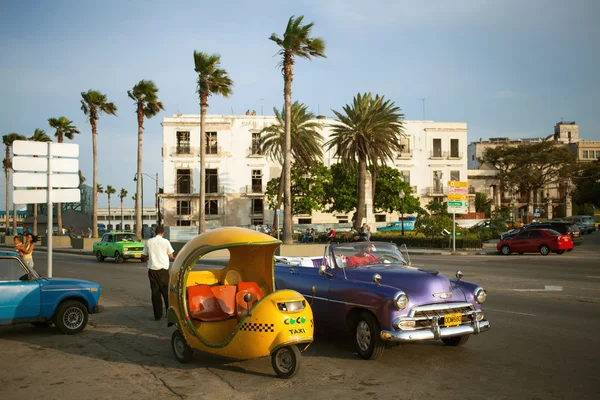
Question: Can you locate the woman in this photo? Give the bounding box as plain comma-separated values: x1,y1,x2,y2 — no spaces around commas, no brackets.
21,233,37,269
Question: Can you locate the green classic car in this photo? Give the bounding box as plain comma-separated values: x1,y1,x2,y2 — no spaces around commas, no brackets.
93,232,147,263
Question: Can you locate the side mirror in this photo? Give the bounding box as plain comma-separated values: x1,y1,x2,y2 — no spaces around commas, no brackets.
319,264,327,275
455,270,463,281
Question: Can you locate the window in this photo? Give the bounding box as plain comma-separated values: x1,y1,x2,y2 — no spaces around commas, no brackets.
107,235,113,243
251,170,262,193
516,232,529,240
0,258,27,281
298,218,312,224
375,215,386,222
206,169,218,193
450,170,460,181
251,218,264,225
177,169,191,194
176,220,191,226
206,132,218,155
596,150,600,159
582,150,588,158
177,200,191,215
399,137,410,154
124,215,131,220
450,139,459,158
251,199,263,215
125,224,131,231
205,200,219,215
400,170,410,184
432,139,442,157
176,131,190,154
102,234,109,242
432,171,443,191
251,132,262,155
472,154,475,161
337,216,349,224
529,230,542,239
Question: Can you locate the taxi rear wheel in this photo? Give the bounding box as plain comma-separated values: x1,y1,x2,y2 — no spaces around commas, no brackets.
114,251,124,264
171,330,193,364
96,251,105,262
271,345,301,379
355,311,385,360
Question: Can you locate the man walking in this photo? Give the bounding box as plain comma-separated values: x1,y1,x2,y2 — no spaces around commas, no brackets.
142,225,174,320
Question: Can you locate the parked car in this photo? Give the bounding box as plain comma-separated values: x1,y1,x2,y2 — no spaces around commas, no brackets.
565,215,596,234
0,250,103,334
377,218,416,232
93,232,146,263
274,242,490,360
497,228,573,255
523,221,582,246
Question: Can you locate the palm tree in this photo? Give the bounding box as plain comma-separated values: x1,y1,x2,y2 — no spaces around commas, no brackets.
106,185,116,231
119,188,128,231
48,116,80,234
127,80,164,238
96,184,104,231
326,93,405,226
80,90,117,238
3,133,26,235
269,15,326,243
29,129,52,236
260,101,323,227
193,51,233,233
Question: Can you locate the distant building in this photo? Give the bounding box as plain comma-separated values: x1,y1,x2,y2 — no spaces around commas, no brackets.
96,207,158,231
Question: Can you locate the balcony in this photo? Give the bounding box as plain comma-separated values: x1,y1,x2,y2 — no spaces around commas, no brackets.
429,151,447,160
206,185,225,196
448,152,463,160
250,208,264,216
425,186,448,196
397,148,412,159
245,185,266,195
248,147,264,157
169,146,199,157
205,146,222,157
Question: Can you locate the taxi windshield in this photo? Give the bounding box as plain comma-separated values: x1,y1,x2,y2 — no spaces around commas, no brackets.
332,242,407,268
115,234,139,242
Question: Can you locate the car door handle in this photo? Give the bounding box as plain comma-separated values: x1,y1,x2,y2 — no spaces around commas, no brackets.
289,268,298,274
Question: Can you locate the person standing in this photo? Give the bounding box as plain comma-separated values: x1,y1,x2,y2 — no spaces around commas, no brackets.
21,233,37,269
142,225,174,320
87,226,92,238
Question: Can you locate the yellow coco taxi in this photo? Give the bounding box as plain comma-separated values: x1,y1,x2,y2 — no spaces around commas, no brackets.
167,227,314,379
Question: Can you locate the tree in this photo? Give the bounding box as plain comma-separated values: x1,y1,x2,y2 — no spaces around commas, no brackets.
323,162,358,215
425,200,449,216
3,133,26,235
475,192,493,218
326,93,405,227
415,214,453,239
127,80,164,238
193,51,233,234
573,159,600,209
373,166,420,236
48,116,80,234
270,15,326,244
29,129,52,235
106,185,116,230
80,90,117,238
119,188,128,231
260,102,324,227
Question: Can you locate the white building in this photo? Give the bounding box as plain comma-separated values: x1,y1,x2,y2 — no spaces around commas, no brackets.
96,207,158,231
160,114,468,228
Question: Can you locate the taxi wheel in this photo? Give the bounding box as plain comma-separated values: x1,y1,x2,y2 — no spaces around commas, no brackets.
114,251,124,264
271,345,301,379
355,312,385,360
171,330,193,364
96,251,105,262
442,335,470,346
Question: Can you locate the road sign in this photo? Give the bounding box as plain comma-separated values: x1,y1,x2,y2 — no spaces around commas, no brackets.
534,207,541,217
448,186,468,195
448,200,469,207
448,180,468,188
13,189,80,204
448,194,468,201
13,141,79,157
13,172,79,188
13,157,78,173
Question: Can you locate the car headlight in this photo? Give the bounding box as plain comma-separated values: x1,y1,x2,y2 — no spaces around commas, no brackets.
394,292,409,310
475,287,487,304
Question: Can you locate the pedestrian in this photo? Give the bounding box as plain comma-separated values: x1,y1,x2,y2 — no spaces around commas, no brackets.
14,236,24,257
142,225,174,321
21,233,37,270
366,225,371,241
359,223,368,241
87,226,92,238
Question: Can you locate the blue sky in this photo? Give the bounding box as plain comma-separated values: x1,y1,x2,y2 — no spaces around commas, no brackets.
1,0,599,208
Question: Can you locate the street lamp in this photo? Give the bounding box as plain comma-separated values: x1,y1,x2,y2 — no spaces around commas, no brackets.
134,172,160,234
399,189,405,237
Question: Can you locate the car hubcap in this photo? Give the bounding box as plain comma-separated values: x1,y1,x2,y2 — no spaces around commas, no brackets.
275,348,294,373
97,252,102,259
63,307,84,330
115,253,120,263
542,247,549,255
356,321,371,352
502,246,509,254
174,336,186,358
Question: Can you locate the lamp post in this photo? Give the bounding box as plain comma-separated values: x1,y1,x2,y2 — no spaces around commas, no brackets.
134,172,160,231
399,189,406,237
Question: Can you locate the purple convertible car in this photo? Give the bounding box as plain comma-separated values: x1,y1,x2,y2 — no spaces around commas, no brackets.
274,242,490,359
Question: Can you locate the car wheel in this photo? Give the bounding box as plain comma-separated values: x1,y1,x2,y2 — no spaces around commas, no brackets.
271,345,302,379
442,335,470,346
355,312,385,360
114,251,124,264
555,250,565,255
501,245,511,255
96,251,105,262
171,330,193,363
539,245,550,256
54,300,88,335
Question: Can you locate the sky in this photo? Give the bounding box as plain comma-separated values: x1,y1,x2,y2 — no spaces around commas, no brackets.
1,0,599,208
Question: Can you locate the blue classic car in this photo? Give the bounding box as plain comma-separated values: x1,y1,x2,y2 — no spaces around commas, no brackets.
0,251,104,334
275,242,490,359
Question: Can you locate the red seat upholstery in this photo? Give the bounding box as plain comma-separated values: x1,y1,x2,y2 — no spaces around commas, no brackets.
236,282,264,319
210,285,237,316
187,284,229,322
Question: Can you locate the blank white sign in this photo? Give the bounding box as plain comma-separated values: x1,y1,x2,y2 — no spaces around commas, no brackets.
13,140,79,157
13,172,79,188
13,189,81,204
13,156,78,173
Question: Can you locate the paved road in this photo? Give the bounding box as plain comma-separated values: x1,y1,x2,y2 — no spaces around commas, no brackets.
1,233,599,399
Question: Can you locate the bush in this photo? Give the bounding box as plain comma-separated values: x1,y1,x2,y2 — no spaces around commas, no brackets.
370,234,482,250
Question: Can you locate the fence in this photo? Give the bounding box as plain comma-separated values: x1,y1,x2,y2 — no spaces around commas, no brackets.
369,235,483,250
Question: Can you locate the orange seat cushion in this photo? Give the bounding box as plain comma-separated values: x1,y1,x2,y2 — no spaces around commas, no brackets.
210,285,237,316
236,282,264,319
187,284,229,322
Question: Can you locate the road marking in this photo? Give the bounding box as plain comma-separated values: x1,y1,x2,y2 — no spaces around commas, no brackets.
484,308,536,317
586,276,600,279
512,285,563,292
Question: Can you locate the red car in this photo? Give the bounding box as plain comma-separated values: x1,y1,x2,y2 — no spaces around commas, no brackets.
497,228,573,256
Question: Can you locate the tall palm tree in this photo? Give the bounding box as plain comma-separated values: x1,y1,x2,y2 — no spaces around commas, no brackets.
106,185,116,231
269,15,326,243
29,129,52,235
127,80,164,238
193,51,233,233
48,116,80,234
3,133,26,235
96,184,104,231
260,101,323,227
80,90,117,238
326,93,405,226
119,188,128,231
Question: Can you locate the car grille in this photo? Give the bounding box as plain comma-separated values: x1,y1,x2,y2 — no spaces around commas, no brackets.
409,302,476,327
412,305,474,319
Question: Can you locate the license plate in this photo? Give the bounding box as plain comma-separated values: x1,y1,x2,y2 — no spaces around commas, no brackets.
444,313,462,327
134,254,141,258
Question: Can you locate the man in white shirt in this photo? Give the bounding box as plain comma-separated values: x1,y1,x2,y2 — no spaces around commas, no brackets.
142,225,175,320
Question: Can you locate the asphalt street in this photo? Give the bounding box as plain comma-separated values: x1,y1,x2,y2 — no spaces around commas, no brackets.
1,233,599,400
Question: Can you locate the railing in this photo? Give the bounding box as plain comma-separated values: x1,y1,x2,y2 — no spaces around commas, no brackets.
248,147,263,157
425,186,447,196
205,146,222,157
250,208,264,216
397,150,413,159
169,146,199,156
448,152,463,159
206,185,225,195
429,151,447,159
246,185,266,194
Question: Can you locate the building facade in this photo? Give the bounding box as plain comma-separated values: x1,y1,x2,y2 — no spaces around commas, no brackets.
97,207,158,231
160,114,468,228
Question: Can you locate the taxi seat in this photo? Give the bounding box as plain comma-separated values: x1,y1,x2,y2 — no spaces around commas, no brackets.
236,282,264,319
210,285,237,316
187,284,229,322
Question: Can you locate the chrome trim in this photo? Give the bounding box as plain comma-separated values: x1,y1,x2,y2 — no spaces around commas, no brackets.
381,320,491,342
394,309,483,329
299,294,376,309
408,302,474,317
41,288,90,292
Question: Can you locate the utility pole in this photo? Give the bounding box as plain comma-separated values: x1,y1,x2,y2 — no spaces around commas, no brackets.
419,98,426,120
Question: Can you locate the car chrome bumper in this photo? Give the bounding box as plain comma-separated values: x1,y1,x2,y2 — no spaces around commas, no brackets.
380,319,490,342
92,304,104,314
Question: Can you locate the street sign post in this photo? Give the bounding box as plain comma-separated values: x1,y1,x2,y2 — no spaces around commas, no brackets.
448,180,470,253
12,141,80,277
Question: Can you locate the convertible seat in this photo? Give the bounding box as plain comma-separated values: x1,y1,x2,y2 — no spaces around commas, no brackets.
187,284,230,322
236,282,264,319
210,285,237,316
